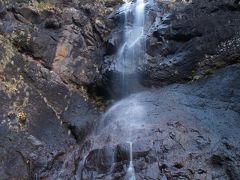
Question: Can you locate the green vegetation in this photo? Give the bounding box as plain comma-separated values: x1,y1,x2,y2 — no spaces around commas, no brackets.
204,68,215,76
191,67,217,81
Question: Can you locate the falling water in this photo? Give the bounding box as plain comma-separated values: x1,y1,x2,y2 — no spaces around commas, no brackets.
126,142,136,180
75,155,88,180
115,0,146,77
116,0,146,179
80,0,147,179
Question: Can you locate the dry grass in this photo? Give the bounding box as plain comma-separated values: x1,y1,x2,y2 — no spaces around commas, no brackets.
32,1,55,10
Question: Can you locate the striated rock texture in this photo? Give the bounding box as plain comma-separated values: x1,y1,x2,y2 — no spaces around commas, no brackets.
0,0,240,179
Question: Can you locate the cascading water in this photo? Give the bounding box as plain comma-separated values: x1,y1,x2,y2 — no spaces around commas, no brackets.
115,0,146,77
125,142,136,180
78,1,147,179
115,0,146,179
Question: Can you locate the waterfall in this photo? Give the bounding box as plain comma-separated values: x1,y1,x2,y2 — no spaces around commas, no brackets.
116,0,146,179
126,142,136,180
79,1,147,179
115,0,146,76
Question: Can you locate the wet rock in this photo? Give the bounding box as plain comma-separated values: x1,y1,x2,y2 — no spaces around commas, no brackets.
103,0,240,88
143,0,240,86
1,0,240,179
81,65,240,179
85,146,116,174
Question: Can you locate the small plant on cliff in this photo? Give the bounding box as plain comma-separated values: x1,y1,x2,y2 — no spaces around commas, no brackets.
204,68,215,76
17,111,27,124
192,75,201,81
12,30,33,53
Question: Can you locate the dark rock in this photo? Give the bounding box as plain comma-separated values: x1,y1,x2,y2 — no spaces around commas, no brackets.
62,92,99,142
81,65,240,179
0,0,111,176
103,0,240,88
104,0,123,8
1,0,240,179
0,6,6,19
142,0,240,86
0,0,112,87
72,10,89,28
85,146,116,174
25,60,71,114
13,7,42,24
44,18,62,29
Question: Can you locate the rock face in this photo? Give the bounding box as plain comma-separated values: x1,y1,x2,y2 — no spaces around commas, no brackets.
0,0,115,86
81,64,240,180
103,0,240,90
0,0,240,179
0,0,121,179
143,0,240,86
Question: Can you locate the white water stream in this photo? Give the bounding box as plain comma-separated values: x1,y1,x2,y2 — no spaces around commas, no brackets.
118,0,146,179
77,0,147,179
115,0,146,75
